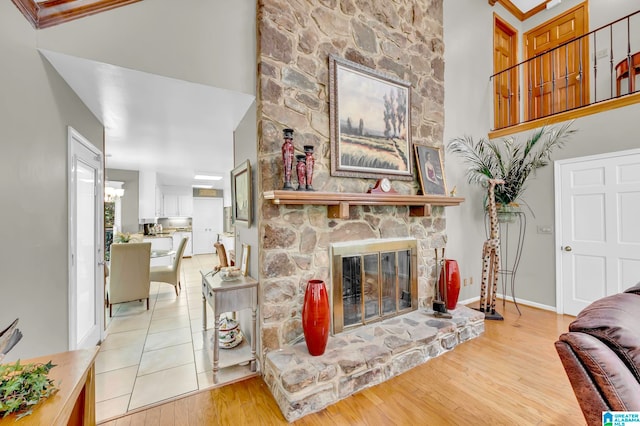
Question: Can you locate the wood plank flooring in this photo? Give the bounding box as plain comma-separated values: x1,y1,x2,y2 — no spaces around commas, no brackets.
100,301,584,425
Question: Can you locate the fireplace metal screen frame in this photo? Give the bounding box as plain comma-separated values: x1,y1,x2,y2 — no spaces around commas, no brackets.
330,238,418,334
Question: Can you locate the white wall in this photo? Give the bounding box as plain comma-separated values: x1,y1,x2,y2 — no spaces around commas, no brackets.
233,102,259,363
444,0,640,309
0,2,103,359
0,0,256,360
233,102,258,281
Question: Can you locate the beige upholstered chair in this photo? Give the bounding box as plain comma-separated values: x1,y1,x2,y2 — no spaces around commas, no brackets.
150,237,188,296
107,242,152,317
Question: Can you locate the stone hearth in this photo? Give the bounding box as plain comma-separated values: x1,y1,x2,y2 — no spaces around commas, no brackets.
264,306,484,422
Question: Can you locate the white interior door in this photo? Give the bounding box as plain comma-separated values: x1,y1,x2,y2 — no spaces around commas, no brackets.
69,127,104,349
192,198,223,255
555,149,640,315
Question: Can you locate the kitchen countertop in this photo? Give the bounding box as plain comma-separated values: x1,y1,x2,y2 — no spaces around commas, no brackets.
139,228,192,239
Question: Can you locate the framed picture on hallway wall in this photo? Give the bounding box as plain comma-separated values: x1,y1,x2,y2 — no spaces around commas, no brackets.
231,160,252,227
329,54,413,180
414,144,447,196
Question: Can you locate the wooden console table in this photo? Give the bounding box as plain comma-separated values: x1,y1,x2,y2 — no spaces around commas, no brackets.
0,347,99,426
200,270,258,382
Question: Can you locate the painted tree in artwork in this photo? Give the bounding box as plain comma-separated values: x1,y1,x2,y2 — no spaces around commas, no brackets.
383,89,407,139
396,89,407,138
383,93,393,138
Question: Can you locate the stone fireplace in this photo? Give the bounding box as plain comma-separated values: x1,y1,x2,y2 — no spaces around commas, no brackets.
331,238,417,334
255,0,474,421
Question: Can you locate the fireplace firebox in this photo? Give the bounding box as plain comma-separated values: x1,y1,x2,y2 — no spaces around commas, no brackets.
330,238,417,334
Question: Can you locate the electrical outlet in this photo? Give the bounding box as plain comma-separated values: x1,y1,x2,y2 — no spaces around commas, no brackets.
537,225,553,234
463,278,468,287
596,48,608,59
469,276,473,285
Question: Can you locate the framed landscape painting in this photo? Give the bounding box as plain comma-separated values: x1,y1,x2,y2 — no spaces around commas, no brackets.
329,55,413,180
231,160,252,227
414,144,447,196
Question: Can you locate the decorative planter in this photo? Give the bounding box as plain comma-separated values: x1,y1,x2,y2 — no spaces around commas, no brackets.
495,203,522,223
301,279,330,356
439,259,461,310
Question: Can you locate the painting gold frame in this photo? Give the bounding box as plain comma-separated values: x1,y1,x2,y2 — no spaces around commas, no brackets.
329,54,413,180
240,244,250,277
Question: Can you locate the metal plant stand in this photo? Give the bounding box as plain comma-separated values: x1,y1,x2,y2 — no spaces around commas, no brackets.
485,210,526,315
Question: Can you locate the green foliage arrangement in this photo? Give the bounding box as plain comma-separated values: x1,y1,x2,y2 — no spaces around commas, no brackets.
447,122,576,210
0,360,58,419
114,231,132,243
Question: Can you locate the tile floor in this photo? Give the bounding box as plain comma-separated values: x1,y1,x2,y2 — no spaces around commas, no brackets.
96,254,256,423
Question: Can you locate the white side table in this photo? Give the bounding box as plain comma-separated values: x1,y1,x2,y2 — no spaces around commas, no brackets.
200,270,258,381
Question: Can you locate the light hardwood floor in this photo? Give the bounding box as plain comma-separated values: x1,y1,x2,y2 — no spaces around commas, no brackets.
100,301,584,425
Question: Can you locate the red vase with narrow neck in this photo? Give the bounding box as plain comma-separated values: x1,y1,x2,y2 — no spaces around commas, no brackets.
302,279,330,356
439,259,461,310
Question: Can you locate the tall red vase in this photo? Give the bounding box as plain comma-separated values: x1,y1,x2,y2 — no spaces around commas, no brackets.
439,259,461,310
302,279,330,356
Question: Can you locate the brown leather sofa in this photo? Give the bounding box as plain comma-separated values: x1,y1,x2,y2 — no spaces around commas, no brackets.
555,283,640,425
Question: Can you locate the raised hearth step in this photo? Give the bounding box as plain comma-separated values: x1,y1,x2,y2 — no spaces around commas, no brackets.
263,306,485,422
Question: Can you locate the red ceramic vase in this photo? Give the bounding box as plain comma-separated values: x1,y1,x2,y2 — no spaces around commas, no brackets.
439,259,461,310
302,279,330,356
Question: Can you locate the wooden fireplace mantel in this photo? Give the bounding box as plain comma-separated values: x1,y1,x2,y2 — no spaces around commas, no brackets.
263,190,464,219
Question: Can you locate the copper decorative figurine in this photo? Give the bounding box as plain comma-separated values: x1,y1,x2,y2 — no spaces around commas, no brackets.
304,145,315,191
281,129,295,190
296,155,307,191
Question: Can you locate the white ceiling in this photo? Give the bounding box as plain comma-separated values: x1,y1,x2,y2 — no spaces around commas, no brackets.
37,1,544,191
510,0,547,13
39,49,255,188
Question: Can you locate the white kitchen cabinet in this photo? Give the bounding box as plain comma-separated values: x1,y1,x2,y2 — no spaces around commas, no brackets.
163,194,179,217
139,171,157,219
162,194,192,217
172,231,192,257
179,195,193,217
155,186,163,217
192,198,223,255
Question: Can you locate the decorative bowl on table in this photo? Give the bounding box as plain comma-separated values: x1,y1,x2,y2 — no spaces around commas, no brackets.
219,329,243,349
219,266,242,281
216,317,243,349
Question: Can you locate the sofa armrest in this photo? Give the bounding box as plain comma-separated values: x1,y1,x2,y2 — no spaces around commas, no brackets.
555,338,610,426
557,332,640,425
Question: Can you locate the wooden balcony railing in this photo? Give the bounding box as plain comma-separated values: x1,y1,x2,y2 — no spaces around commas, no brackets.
491,10,640,134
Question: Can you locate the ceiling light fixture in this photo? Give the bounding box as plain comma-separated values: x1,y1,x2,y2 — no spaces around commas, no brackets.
194,174,222,181
192,184,214,189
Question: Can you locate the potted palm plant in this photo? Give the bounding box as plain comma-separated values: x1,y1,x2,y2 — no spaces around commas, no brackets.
447,122,576,220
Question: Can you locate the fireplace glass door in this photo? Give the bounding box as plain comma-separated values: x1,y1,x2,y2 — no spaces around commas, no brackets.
333,239,417,334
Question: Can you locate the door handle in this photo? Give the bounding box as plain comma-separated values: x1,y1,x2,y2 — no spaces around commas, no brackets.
563,246,572,252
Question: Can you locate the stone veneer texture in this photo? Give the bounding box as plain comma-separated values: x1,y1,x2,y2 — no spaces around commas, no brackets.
264,306,485,422
257,0,446,357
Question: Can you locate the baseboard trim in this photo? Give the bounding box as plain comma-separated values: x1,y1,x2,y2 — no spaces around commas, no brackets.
457,294,557,312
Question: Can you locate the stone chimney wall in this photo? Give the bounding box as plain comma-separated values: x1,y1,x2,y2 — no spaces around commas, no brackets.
257,0,446,356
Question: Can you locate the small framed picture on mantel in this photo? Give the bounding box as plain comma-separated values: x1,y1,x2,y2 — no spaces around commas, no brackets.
414,144,447,196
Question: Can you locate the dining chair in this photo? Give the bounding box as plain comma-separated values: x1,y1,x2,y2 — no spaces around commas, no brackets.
150,237,188,296
107,242,152,317
214,241,229,268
